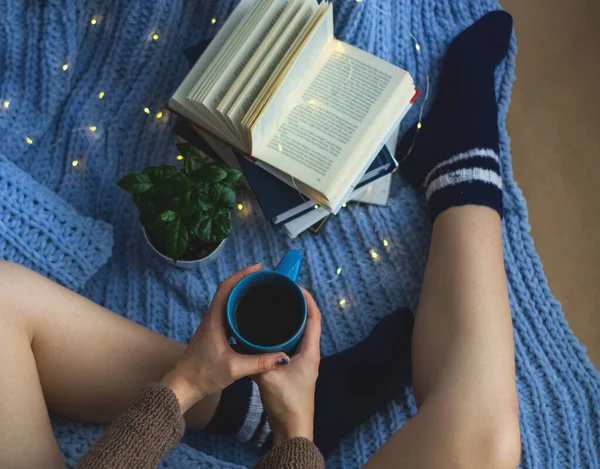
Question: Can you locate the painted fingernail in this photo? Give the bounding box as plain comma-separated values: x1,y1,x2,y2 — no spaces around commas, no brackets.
278,357,289,366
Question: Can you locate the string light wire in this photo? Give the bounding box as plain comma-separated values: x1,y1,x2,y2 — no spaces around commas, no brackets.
13,1,426,305
349,0,430,163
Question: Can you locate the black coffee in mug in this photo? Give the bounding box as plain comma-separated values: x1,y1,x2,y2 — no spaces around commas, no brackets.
234,284,304,347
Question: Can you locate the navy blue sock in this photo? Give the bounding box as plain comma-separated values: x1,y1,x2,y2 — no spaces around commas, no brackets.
208,308,414,456
397,11,513,220
313,307,414,456
205,377,271,445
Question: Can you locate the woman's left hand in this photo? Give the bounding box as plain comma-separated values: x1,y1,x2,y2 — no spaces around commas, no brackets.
162,263,290,412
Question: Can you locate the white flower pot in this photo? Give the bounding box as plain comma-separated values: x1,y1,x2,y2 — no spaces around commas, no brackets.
143,228,227,269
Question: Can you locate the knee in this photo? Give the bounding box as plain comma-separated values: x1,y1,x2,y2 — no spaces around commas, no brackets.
472,414,521,469
442,398,521,469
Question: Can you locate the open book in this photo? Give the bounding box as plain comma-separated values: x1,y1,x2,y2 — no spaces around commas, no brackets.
170,0,416,212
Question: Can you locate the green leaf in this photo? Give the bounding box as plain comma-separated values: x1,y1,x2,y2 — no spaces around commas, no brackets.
142,165,179,182
197,217,213,244
223,168,242,185
166,218,189,262
196,183,213,210
184,155,194,175
213,213,232,240
186,207,210,235
197,212,230,244
176,142,203,162
159,172,188,199
210,184,236,209
158,210,178,223
117,173,153,194
193,165,228,184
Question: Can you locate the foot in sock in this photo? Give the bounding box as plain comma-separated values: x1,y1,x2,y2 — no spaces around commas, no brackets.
396,11,513,220
206,308,415,456
313,307,414,455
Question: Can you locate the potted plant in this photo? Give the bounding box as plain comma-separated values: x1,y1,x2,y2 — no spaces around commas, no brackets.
118,142,241,266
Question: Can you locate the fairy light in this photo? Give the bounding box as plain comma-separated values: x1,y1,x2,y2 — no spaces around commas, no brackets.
7,4,415,309
34,1,423,304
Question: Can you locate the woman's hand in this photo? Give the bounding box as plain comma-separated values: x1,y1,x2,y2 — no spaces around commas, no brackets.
254,289,322,446
162,263,290,413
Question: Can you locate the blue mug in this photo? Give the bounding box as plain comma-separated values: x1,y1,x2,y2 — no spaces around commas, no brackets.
226,250,307,354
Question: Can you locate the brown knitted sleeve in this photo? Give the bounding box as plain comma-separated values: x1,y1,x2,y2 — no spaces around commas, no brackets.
253,438,325,469
75,383,186,469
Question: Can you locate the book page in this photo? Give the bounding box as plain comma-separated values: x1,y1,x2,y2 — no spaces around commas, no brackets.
202,0,290,110
170,0,255,143
224,1,317,143
254,39,414,196
218,0,303,116
188,0,271,101
194,0,291,150
244,2,333,147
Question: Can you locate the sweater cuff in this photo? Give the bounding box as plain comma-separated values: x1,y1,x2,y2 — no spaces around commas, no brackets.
76,383,185,469
254,438,325,469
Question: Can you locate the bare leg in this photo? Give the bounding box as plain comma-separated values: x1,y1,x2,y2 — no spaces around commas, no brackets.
0,261,220,469
364,206,521,469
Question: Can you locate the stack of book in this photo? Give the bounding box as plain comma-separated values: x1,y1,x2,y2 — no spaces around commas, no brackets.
170,0,417,237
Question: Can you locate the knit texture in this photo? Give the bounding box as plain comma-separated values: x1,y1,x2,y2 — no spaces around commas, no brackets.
397,11,513,220
255,438,324,469
0,154,113,290
76,383,324,469
75,383,186,469
0,1,599,469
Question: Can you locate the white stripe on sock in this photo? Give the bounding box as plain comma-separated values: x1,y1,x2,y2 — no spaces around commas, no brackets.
255,420,271,447
426,167,503,201
423,148,499,188
235,381,264,443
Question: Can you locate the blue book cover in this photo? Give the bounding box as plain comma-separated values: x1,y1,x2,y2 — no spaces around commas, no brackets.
175,119,397,225
237,146,397,225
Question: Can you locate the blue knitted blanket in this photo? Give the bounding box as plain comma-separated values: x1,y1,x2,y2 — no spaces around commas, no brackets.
1,0,599,467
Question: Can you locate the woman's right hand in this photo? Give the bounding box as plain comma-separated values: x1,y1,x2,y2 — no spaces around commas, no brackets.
254,289,322,446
